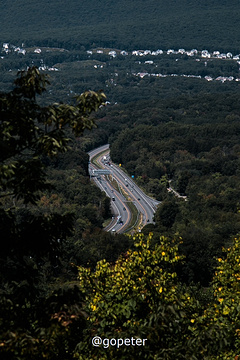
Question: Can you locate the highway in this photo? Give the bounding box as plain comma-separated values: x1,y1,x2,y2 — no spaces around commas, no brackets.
88,144,160,233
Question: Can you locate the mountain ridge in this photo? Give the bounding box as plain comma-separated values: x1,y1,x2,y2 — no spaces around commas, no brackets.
1,0,240,51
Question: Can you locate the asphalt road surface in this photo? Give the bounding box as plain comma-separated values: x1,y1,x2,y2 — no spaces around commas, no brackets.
88,144,160,233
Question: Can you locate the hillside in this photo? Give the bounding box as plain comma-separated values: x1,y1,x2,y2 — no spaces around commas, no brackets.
2,2,240,358
1,0,240,51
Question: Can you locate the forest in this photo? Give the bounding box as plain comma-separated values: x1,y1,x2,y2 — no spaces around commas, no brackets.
108,93,240,286
1,64,240,359
1,0,240,355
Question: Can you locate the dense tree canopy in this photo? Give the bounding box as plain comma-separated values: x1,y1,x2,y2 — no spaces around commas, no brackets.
1,67,240,360
75,233,240,360
108,93,240,285
0,67,108,359
1,0,240,51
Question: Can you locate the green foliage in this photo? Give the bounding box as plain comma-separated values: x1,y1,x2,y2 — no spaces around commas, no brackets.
0,67,106,202
109,94,240,285
0,66,106,264
76,233,199,359
74,234,240,359
0,67,107,359
0,284,87,360
154,199,180,229
186,237,240,359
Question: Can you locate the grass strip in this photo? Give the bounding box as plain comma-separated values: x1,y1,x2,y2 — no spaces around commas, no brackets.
107,175,141,233
123,201,141,234
91,150,109,168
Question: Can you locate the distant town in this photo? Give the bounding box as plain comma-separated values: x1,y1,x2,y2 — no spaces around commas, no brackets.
87,47,240,61
1,42,240,83
2,42,240,61
89,47,240,83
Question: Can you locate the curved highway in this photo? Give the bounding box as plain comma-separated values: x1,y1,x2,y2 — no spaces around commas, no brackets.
88,144,160,233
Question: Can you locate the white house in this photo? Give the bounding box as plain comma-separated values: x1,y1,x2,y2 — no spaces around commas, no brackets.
108,50,117,57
